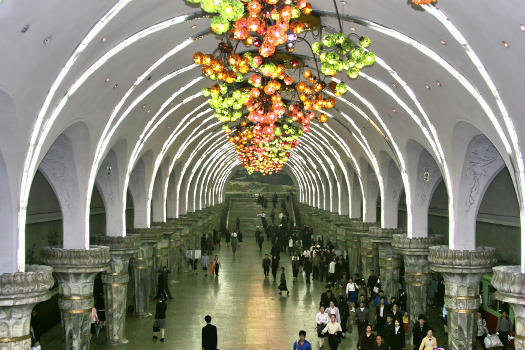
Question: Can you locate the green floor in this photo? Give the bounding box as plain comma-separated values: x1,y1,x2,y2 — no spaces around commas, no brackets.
41,234,449,349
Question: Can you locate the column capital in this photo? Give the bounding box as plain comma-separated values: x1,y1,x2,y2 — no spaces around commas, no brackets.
392,234,443,256
41,245,110,273
492,265,525,305
0,265,54,349
368,227,404,244
428,245,497,275
0,265,54,305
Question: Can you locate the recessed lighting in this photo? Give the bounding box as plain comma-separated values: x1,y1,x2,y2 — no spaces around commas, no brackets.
392,108,397,113
520,24,525,31
392,82,398,88
113,83,118,88
440,39,446,45
350,27,356,31
101,37,107,43
142,104,146,109
146,109,151,113
170,102,174,106
436,81,441,87
105,77,110,83
191,25,197,29
502,41,509,48
425,84,431,90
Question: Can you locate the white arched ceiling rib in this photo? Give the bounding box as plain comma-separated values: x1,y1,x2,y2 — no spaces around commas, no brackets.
423,5,524,270
286,165,306,204
298,142,335,212
193,141,232,211
291,150,323,208
19,14,210,265
325,11,523,247
213,155,238,203
301,136,341,213
288,157,313,205
287,157,310,205
291,152,322,208
178,126,226,212
200,144,235,207
205,151,235,206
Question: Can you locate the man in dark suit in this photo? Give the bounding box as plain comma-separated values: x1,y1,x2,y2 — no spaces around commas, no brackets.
202,315,218,350
412,314,430,350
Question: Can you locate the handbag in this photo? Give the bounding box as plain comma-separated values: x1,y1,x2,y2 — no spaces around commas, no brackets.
152,320,160,332
484,334,503,348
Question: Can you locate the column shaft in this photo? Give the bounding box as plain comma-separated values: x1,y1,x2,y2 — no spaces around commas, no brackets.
42,246,110,350
131,243,152,318
429,246,496,350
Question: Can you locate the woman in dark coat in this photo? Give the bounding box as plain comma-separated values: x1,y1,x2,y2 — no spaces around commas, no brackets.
278,267,290,296
390,319,405,350
358,325,376,350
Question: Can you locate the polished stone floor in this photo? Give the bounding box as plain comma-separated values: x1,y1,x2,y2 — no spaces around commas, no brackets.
41,234,448,349
41,235,360,349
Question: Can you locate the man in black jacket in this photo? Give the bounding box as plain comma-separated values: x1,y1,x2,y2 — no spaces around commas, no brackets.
412,314,431,350
202,315,218,350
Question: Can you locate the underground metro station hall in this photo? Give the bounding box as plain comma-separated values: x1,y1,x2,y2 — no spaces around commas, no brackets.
0,1,524,350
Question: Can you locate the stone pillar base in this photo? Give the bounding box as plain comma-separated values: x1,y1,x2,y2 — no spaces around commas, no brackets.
131,242,152,318
492,266,525,350
369,227,404,300
42,246,110,350
429,246,496,350
92,236,138,346
393,234,443,343
0,266,54,350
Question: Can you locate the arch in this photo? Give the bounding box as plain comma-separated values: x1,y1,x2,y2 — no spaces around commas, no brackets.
451,123,505,249
405,138,445,238
37,121,91,249
94,138,127,237
127,151,153,228
379,151,404,228
0,149,16,273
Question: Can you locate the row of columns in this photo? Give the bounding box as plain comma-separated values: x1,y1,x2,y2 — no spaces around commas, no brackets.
0,205,222,350
296,203,524,350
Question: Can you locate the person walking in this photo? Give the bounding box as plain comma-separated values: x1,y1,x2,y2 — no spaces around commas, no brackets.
412,314,430,350
153,296,167,342
476,311,489,350
316,306,330,349
262,254,271,278
213,255,220,278
328,258,336,286
373,335,388,350
390,319,405,350
326,301,341,323
201,252,210,277
231,232,238,256
356,301,370,336
278,267,290,296
346,278,358,312
202,315,218,350
292,254,300,281
312,253,320,281
271,255,280,280
257,233,264,252
418,330,437,350
496,310,511,349
293,330,313,350
376,297,387,335
303,257,313,284
337,292,349,337
358,325,376,350
321,313,343,350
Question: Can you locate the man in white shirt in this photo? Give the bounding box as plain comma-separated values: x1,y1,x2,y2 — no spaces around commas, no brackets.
288,238,294,256
328,259,336,286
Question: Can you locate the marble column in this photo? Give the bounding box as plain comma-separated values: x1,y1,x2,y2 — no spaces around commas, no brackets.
42,246,110,350
369,227,404,300
131,243,152,318
429,246,496,350
392,234,442,341
91,236,138,345
360,237,379,280
491,266,525,350
0,266,54,350
350,222,375,277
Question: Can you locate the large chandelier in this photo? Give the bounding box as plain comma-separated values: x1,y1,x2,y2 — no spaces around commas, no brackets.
186,0,375,174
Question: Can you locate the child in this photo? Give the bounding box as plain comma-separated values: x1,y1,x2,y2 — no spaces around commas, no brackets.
403,311,409,333
278,267,290,296
208,257,215,277
214,255,220,277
